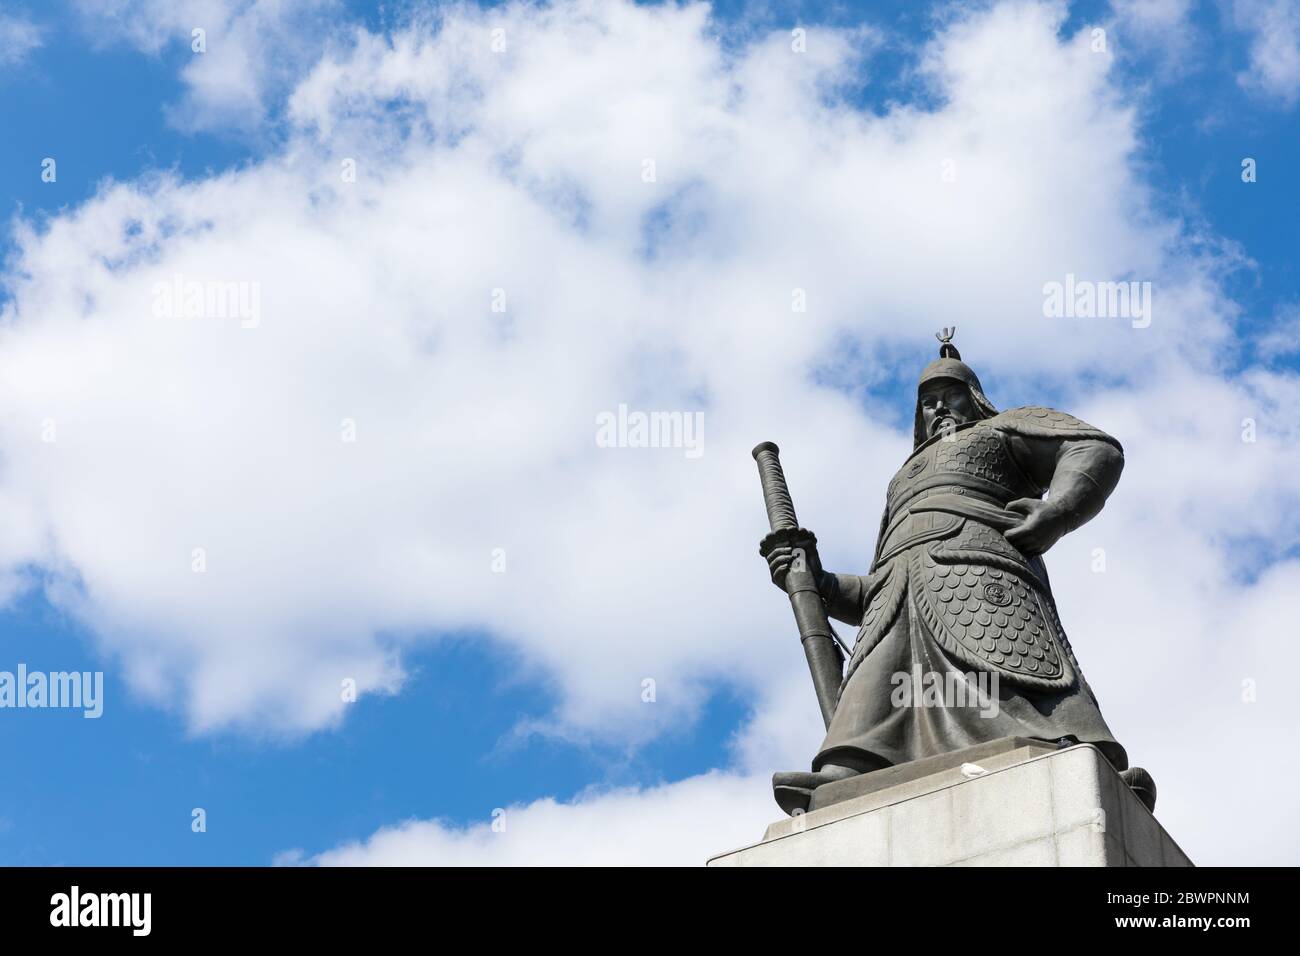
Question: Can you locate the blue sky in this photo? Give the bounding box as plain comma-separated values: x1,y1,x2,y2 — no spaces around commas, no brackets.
0,589,747,864
1,0,1298,865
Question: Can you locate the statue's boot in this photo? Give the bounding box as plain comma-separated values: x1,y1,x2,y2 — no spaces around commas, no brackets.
1119,767,1157,813
772,763,860,815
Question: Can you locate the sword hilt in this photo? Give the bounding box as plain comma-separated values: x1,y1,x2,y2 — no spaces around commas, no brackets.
752,442,798,532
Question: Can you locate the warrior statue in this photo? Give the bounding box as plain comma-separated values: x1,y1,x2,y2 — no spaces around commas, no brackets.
758,331,1154,815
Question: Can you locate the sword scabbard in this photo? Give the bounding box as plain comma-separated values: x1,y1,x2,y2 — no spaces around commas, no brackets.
753,442,844,729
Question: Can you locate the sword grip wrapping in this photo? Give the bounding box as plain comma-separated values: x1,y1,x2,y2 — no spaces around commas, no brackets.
752,441,798,532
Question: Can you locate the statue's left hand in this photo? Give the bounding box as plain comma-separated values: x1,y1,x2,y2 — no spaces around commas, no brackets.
1003,498,1066,556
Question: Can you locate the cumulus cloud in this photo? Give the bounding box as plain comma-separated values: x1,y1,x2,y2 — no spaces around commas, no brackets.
1230,0,1300,106
0,13,42,69
1108,0,1199,77
73,0,342,130
299,771,775,865
2,0,1297,864
1257,300,1300,358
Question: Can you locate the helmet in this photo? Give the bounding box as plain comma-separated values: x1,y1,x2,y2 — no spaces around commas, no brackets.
913,328,998,447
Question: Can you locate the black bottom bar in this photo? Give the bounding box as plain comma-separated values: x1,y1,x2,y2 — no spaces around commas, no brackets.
0,865,1283,940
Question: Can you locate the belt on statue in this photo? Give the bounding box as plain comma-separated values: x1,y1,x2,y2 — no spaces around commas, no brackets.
873,490,1026,568
907,492,1022,532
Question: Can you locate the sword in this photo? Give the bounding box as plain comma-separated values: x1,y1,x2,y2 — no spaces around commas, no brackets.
752,441,844,729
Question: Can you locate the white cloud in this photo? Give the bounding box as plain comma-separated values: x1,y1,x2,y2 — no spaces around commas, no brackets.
1108,0,1199,77
1110,0,1194,34
0,13,42,68
1256,300,1300,357
300,771,775,866
1230,0,1300,106
73,0,342,130
2,0,1297,864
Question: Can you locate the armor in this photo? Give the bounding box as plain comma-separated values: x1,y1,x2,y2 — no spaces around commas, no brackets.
845,405,1121,691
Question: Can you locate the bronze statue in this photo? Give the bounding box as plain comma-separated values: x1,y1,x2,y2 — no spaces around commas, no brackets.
755,331,1154,815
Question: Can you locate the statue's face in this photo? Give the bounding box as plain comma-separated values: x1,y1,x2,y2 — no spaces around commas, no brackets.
919,378,975,438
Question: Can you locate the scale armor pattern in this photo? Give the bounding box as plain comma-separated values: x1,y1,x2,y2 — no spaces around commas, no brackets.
932,427,1019,486
911,544,1074,691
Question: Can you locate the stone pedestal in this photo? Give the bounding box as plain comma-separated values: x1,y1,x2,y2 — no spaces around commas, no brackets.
708,740,1192,867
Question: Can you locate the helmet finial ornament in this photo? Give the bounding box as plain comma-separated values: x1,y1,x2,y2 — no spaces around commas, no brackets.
935,327,961,360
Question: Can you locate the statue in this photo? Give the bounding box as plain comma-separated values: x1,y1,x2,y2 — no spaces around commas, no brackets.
755,330,1154,816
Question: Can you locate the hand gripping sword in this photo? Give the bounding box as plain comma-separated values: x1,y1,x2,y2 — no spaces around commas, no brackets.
752,442,844,729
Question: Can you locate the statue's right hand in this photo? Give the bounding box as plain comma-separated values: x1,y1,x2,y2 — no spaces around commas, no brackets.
761,536,823,592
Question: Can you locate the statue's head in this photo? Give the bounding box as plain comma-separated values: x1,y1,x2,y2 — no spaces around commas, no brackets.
913,329,998,447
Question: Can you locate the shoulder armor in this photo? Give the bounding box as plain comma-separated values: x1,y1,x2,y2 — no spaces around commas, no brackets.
991,406,1122,454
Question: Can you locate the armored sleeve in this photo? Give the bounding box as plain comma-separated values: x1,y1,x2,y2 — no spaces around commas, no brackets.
993,406,1123,453
995,405,1124,537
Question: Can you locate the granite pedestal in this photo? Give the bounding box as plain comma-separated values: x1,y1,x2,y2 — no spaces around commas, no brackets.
709,739,1192,867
